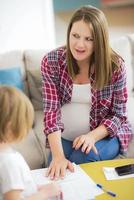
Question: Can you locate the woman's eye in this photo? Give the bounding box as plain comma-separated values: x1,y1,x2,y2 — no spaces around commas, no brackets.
72,34,79,39
86,37,93,41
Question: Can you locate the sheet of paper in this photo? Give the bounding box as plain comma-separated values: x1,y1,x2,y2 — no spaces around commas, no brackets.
103,167,134,180
31,164,103,200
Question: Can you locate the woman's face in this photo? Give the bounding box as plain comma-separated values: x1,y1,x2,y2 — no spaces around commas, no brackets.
69,20,94,64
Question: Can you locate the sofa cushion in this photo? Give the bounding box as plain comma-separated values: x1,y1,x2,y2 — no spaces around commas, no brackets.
128,34,134,94
34,111,46,151
12,129,46,169
0,50,29,95
126,96,134,158
24,49,48,110
0,67,24,90
126,134,134,158
0,50,25,79
127,97,134,132
110,36,133,96
34,110,48,166
27,68,43,110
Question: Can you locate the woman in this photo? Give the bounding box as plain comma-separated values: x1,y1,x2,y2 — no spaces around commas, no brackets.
41,6,132,180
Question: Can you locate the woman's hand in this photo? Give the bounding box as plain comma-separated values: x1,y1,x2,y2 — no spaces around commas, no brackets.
46,155,74,180
73,133,98,154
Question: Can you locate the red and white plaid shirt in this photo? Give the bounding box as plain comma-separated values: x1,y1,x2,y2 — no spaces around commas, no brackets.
41,46,132,153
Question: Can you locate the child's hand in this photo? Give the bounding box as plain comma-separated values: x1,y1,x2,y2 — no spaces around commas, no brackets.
38,183,63,199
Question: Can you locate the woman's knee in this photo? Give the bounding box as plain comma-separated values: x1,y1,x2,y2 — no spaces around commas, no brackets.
98,137,120,160
69,137,120,164
69,149,87,164
69,148,100,164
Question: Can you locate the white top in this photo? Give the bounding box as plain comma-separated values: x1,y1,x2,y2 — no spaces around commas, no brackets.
0,147,37,199
61,84,91,141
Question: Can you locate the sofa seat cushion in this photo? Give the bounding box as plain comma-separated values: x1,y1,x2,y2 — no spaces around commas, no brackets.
127,97,134,132
34,111,46,151
126,97,134,158
126,134,134,158
34,110,51,165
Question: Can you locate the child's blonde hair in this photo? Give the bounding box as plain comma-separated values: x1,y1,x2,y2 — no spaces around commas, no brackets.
0,85,34,142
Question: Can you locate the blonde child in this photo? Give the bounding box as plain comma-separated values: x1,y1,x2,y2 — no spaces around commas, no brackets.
0,85,62,200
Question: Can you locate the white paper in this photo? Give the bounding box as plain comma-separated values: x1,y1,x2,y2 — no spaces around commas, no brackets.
31,164,103,200
103,167,134,180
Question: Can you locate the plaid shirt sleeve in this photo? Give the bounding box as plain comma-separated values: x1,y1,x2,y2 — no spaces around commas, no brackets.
101,59,131,138
41,52,64,135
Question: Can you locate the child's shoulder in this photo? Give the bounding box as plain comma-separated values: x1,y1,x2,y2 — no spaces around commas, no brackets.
0,148,25,169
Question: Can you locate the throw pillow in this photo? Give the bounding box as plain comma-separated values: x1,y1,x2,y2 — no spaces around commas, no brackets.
0,67,23,90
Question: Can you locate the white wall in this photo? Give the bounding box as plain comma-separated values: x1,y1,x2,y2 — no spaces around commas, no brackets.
0,0,55,53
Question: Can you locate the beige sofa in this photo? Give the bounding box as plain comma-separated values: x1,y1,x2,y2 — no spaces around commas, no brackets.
0,34,134,169
0,49,47,169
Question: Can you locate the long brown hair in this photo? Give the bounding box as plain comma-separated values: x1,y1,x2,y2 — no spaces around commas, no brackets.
66,6,120,89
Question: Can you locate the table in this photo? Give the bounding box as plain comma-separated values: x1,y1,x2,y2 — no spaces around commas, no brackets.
80,159,134,200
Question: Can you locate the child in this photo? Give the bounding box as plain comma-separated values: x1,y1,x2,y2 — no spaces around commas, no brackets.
0,85,62,200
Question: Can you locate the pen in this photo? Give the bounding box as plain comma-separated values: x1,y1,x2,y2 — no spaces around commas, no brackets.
96,183,116,197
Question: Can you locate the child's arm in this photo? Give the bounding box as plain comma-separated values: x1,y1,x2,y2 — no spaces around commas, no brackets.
26,183,62,200
4,183,62,200
4,190,23,200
